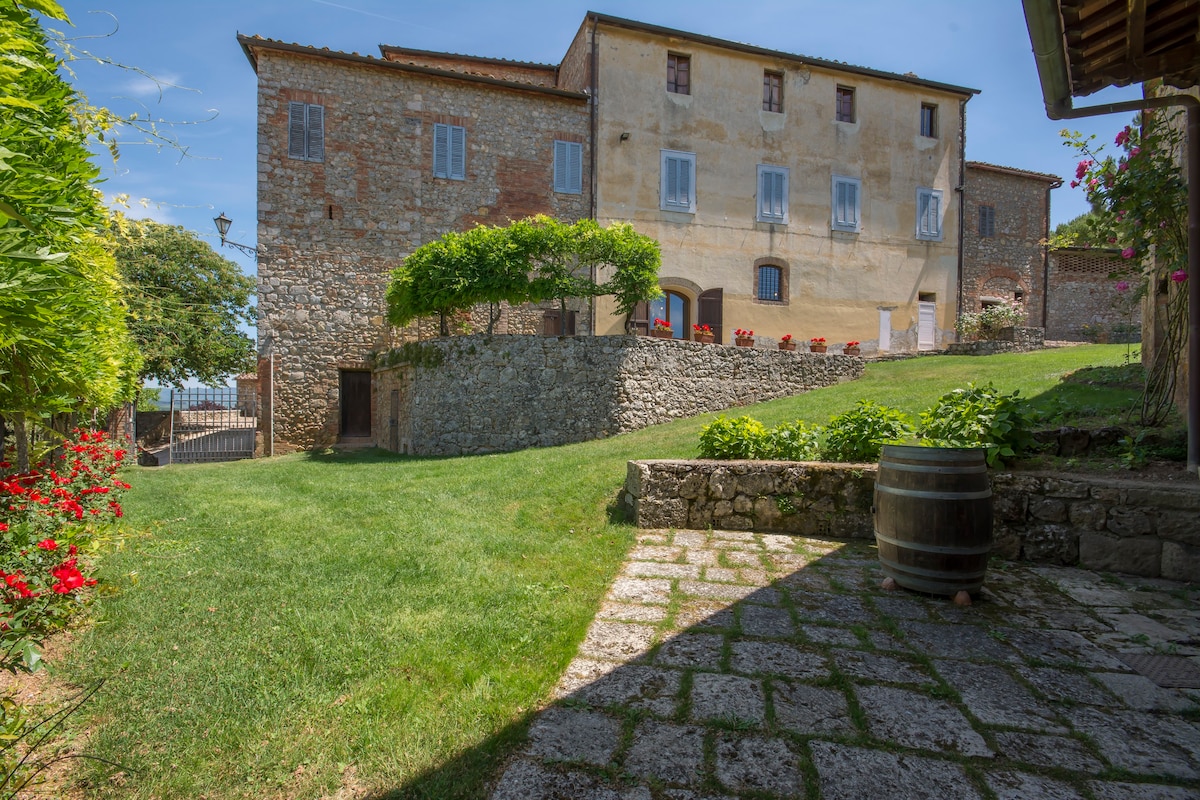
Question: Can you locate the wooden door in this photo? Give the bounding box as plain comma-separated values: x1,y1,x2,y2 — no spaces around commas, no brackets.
698,289,723,343
340,370,371,437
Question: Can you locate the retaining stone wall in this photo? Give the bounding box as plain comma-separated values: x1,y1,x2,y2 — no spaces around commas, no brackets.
624,459,1200,581
1046,249,1141,342
946,326,1045,355
374,335,863,456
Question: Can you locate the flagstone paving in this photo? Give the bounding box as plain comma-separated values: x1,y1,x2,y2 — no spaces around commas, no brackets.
489,529,1200,800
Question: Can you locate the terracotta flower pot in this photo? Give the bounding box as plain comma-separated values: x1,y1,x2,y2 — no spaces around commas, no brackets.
735,338,754,347
694,333,715,344
651,330,673,339
844,346,861,356
809,344,827,353
778,341,796,351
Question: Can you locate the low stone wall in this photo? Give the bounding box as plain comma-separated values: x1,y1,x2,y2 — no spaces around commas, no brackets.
623,459,1200,581
946,326,1045,355
373,335,863,456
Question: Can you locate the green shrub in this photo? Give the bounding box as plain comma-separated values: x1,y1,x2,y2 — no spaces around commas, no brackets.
764,421,823,461
918,382,1040,465
698,416,769,460
819,401,914,463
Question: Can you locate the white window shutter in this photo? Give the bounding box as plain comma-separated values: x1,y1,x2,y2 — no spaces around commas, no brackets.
845,182,857,225
450,125,466,179
678,158,691,206
306,104,324,162
772,172,785,218
288,102,307,159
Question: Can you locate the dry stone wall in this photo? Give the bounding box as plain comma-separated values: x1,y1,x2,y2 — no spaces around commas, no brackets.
624,460,1200,580
374,335,864,456
1046,248,1141,342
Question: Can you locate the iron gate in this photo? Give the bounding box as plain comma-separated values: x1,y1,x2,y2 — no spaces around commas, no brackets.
169,388,257,464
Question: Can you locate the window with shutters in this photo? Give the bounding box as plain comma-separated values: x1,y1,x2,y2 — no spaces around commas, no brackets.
553,140,582,194
667,53,690,94
920,103,938,138
836,86,855,123
660,149,696,213
916,187,943,241
756,165,788,223
287,102,324,163
762,71,783,113
433,123,466,180
978,204,996,237
831,175,861,233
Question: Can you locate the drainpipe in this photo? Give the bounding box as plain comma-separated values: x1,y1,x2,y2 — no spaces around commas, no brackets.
588,16,599,335
1041,181,1057,331
1024,0,1200,474
955,98,968,328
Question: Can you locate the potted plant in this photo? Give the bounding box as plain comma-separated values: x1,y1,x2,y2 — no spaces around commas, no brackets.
651,318,674,339
692,323,715,344
778,333,796,351
809,336,827,353
734,328,755,347
844,340,861,356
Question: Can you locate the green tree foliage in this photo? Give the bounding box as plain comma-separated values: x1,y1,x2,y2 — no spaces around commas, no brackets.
1050,210,1114,249
386,216,661,334
110,217,256,386
0,1,140,445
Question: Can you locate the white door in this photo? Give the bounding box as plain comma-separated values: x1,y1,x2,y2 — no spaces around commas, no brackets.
878,309,891,352
918,301,936,351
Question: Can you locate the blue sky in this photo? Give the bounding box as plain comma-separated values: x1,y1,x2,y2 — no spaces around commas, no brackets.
58,0,1143,285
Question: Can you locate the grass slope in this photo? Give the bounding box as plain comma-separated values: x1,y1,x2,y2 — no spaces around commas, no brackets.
63,346,1131,799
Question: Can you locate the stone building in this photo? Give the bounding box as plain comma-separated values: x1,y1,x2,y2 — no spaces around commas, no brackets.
240,14,1085,450
1046,247,1141,342
961,162,1062,326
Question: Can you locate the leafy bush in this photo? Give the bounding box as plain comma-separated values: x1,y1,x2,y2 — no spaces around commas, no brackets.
956,303,1026,341
819,401,914,463
698,416,769,460
763,421,823,462
918,382,1039,465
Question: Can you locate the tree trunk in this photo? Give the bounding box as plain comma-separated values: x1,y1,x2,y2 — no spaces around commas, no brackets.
13,412,28,473
439,311,449,337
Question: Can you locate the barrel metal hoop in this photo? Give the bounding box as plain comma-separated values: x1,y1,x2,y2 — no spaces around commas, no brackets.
878,462,988,475
874,530,993,556
874,484,992,501
878,554,988,582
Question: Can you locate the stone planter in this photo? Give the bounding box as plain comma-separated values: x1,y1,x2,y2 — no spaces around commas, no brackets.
650,330,673,339
809,344,827,353
735,337,754,347
694,333,715,344
844,346,861,356
778,341,796,351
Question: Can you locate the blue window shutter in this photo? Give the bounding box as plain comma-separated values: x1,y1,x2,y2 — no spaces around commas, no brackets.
772,172,785,218
306,104,324,162
679,158,691,206
433,124,448,177
667,157,679,204
661,150,695,212
568,142,582,193
288,102,307,159
553,140,568,191
450,125,466,179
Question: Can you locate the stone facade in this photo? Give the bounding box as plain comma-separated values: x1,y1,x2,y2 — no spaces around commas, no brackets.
1046,247,1142,342
945,326,1045,355
961,162,1061,326
624,459,1200,580
373,335,863,456
242,37,591,447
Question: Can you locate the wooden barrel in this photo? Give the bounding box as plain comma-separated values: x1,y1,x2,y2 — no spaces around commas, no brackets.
873,445,993,596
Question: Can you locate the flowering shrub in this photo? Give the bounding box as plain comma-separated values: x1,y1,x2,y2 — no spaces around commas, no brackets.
652,318,672,332
955,302,1025,341
0,429,128,672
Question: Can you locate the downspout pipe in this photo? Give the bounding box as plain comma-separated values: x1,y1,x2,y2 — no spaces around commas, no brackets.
1023,0,1200,474
588,16,599,335
956,98,968,327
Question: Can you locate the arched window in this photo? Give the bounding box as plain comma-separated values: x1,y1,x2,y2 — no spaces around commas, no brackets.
649,290,690,338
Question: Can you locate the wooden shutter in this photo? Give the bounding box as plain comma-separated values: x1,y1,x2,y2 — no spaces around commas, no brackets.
433,123,448,177
288,102,307,159
568,142,582,193
666,157,679,205
305,104,324,162
553,141,568,192
698,288,723,343
678,157,691,207
450,125,466,179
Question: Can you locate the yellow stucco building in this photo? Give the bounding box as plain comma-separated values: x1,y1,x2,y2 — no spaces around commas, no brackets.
563,15,978,353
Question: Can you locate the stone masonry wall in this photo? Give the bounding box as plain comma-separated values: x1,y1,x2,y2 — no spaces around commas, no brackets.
962,164,1058,325
254,48,590,447
1046,248,1141,342
374,335,864,456
624,460,1200,580
945,326,1045,355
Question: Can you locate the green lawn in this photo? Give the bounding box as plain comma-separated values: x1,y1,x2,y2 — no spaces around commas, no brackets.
61,346,1133,799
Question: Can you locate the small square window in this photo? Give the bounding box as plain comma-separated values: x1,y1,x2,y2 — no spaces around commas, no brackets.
978,205,996,237
836,86,855,123
763,71,783,113
920,103,938,138
668,53,691,95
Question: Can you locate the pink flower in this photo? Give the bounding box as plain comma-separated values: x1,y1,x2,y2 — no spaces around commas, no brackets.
1075,159,1092,180
1131,147,1141,157
1119,161,1128,172
1172,270,1188,283
1069,180,1080,189
1115,280,1130,292
1107,237,1118,244
1122,247,1136,259
1115,128,1130,146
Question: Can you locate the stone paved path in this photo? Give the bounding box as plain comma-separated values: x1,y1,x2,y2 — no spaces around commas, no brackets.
489,529,1200,800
